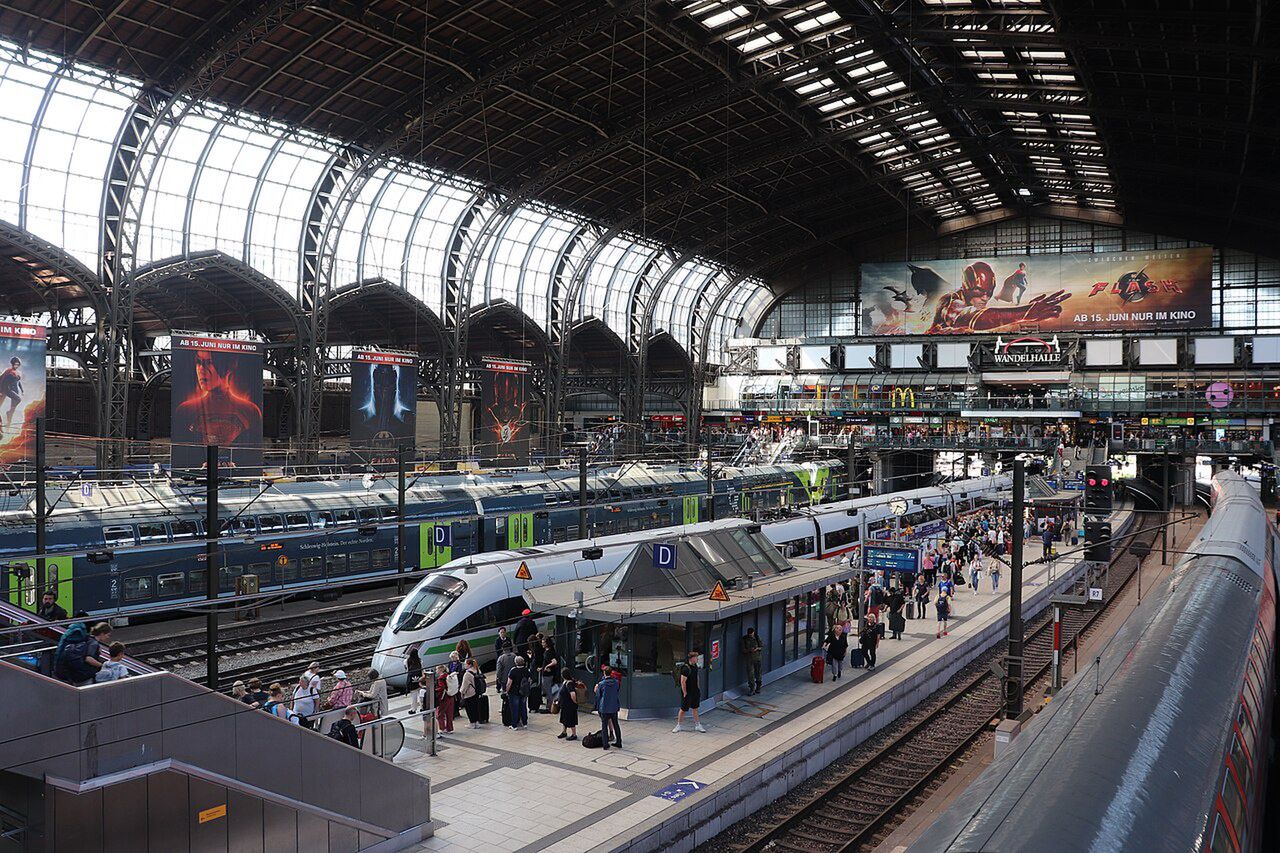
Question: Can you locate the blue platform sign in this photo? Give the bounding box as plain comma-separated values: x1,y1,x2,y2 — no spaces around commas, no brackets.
653,543,677,570
653,779,707,802
433,525,452,547
863,543,922,573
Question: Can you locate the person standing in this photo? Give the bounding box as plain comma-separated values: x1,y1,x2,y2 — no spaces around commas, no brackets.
460,658,481,729
741,627,763,695
859,614,880,671
673,650,706,733
513,609,538,650
37,591,67,623
433,665,454,735
494,626,514,658
823,624,848,681
358,669,388,718
405,648,424,712
936,593,952,638
887,586,906,640
595,668,622,749
94,642,129,682
556,669,579,741
505,656,530,730
326,669,354,712
292,674,318,729
990,560,1002,593
913,575,930,619
538,637,559,714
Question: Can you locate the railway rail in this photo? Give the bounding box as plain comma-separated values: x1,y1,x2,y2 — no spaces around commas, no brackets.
724,513,1161,853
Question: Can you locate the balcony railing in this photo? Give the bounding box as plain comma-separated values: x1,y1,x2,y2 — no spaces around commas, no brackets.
707,392,1280,416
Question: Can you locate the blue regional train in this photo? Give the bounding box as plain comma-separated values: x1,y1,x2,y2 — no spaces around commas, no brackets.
0,460,839,618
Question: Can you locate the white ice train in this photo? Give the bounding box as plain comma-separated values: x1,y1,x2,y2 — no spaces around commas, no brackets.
371,475,1011,688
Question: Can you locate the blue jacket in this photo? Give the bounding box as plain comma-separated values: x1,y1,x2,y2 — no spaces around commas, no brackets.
595,676,621,714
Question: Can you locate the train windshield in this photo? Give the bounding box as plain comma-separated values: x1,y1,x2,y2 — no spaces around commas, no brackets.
392,575,468,633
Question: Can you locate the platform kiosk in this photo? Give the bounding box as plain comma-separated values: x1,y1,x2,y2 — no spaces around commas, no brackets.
523,528,852,718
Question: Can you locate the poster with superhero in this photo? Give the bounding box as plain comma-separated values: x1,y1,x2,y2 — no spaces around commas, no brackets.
860,247,1212,335
351,349,416,468
478,357,530,466
170,336,264,473
0,322,47,466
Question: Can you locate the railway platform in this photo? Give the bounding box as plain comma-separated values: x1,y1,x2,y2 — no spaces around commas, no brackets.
389,506,1132,853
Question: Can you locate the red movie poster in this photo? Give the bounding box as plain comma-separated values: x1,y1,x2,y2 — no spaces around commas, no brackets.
478,358,530,465
0,322,47,466
170,336,264,473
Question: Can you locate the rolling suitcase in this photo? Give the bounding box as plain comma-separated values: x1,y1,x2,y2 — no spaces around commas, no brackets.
849,647,867,668
500,696,511,727
810,655,825,684
478,696,490,723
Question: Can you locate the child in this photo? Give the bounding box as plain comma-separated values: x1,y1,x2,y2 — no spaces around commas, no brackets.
94,642,129,682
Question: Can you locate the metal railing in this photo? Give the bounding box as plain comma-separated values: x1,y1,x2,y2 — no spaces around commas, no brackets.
707,392,1280,416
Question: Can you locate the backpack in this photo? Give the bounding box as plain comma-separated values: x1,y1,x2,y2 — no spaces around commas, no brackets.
446,671,460,696
518,672,532,697
581,732,603,749
475,670,487,696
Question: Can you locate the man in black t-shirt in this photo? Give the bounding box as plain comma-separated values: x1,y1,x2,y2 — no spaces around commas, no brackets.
673,650,706,733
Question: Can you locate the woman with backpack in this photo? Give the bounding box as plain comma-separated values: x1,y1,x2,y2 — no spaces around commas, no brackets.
434,664,454,735
556,668,579,741
460,658,482,729
406,648,424,713
264,683,301,724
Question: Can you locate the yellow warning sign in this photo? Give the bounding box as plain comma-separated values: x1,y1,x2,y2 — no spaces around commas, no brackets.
515,561,533,581
198,804,227,824
709,581,730,603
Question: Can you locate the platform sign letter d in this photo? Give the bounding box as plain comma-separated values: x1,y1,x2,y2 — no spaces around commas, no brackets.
654,544,677,570
434,525,452,548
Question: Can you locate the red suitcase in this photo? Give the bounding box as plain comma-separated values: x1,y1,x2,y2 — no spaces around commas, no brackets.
810,655,825,684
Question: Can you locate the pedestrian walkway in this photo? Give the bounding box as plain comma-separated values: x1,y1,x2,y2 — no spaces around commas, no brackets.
391,515,1124,853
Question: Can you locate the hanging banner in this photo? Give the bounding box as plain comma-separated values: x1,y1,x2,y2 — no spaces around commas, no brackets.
170,336,264,473
350,350,416,467
0,322,47,466
860,247,1213,335
478,357,530,465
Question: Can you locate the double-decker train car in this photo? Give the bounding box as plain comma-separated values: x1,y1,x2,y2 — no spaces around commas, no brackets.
0,460,839,618
909,469,1276,853
372,475,1012,686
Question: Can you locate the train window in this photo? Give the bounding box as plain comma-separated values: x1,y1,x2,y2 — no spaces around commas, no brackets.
286,513,310,530
494,597,526,624
103,526,135,546
171,520,200,539
219,566,242,592
258,515,283,532
781,537,815,558
278,560,298,582
188,569,206,594
1229,733,1251,799
314,511,335,528
1236,703,1255,746
335,510,356,525
301,556,323,579
326,553,347,574
1220,773,1247,849
349,552,370,572
138,522,168,542
825,526,859,549
1207,813,1233,853
248,563,271,581
123,577,153,601
391,575,467,632
229,517,256,536
372,549,392,568
358,508,379,523
157,573,184,597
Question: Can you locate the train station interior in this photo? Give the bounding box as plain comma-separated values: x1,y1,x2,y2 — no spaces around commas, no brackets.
0,2,1275,852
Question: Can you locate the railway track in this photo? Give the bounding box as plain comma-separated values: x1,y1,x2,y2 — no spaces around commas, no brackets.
725,515,1161,853
128,599,396,690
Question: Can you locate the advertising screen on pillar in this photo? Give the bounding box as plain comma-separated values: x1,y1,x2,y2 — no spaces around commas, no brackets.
170,336,264,473
479,358,530,466
860,247,1213,335
0,322,47,466
351,350,416,467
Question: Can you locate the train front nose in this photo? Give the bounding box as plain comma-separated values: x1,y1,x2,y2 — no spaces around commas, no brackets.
371,628,409,690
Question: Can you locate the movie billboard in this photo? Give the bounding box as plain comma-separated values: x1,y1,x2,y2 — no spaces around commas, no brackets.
860,247,1213,335
351,350,416,467
170,336,264,473
478,358,530,465
0,322,47,466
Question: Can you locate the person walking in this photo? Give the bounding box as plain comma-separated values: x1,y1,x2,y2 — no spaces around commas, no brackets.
556,669,579,741
673,650,706,733
990,561,1002,593
913,575,930,619
936,593,952,638
433,665,454,735
505,656,530,730
968,555,982,596
327,707,362,748
595,668,622,749
460,658,482,729
741,627,763,695
823,624,849,681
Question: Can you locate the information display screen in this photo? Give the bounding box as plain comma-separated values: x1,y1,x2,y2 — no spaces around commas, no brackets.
862,543,922,573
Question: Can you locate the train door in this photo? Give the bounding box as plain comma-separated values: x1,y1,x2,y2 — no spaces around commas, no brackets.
418,521,454,570
683,495,700,525
8,556,73,615
505,512,535,549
